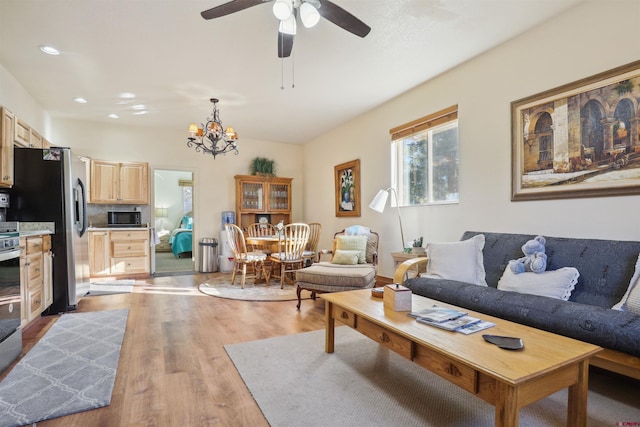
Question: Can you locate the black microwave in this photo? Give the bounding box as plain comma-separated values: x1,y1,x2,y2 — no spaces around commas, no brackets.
107,211,142,227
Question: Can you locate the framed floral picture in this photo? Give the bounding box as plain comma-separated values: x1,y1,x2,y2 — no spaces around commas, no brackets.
334,159,361,217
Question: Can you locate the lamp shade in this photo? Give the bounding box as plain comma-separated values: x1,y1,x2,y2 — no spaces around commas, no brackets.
368,189,389,213
300,2,320,28
273,0,293,20
155,207,168,218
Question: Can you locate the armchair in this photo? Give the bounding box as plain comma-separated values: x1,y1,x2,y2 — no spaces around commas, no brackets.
295,228,379,310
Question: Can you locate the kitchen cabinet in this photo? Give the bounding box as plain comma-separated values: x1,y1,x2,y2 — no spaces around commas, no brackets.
89,159,149,204
0,108,14,187
29,129,43,149
19,234,53,327
89,229,150,277
13,116,30,148
235,175,292,230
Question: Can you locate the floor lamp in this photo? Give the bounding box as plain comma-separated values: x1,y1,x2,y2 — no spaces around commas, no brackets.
368,187,406,251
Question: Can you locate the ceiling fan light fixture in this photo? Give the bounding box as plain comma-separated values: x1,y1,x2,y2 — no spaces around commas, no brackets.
273,0,293,21
300,2,320,28
279,15,297,35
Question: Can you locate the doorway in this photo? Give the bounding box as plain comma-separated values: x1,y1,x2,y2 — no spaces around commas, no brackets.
153,169,195,275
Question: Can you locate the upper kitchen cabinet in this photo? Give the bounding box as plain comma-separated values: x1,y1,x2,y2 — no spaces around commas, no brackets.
0,108,15,187
13,116,30,147
89,159,149,204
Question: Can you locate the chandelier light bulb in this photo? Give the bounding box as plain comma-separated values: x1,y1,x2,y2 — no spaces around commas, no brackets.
272,0,293,20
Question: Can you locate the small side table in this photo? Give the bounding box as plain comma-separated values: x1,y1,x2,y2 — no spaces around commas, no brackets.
391,252,427,269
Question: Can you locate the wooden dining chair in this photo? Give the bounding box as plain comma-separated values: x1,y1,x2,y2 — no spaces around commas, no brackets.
302,222,322,266
269,223,310,289
225,224,269,288
245,222,276,254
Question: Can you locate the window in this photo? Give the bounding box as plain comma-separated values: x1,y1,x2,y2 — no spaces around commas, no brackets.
390,105,459,206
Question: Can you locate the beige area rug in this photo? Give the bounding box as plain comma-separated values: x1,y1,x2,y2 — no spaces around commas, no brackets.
198,273,310,302
226,327,640,427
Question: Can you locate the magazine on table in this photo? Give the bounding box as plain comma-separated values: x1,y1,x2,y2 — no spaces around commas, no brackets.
407,306,467,323
417,315,482,331
455,320,496,334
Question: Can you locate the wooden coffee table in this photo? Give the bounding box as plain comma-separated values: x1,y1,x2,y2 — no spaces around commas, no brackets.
321,289,602,427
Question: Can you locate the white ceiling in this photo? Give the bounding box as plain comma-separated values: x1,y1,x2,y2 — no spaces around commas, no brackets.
0,0,583,144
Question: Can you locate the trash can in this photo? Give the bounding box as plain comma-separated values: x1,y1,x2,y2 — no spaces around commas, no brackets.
199,238,218,273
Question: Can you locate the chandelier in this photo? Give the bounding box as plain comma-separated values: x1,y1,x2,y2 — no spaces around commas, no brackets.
187,98,238,158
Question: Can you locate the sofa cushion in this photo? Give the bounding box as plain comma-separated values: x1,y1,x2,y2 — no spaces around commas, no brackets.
296,262,376,291
335,235,367,264
613,253,640,314
462,231,640,309
405,276,640,357
425,234,486,286
497,266,579,301
331,250,359,265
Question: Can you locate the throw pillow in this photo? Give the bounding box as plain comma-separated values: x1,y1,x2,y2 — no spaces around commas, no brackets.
497,266,579,300
335,235,368,264
612,253,640,314
331,249,360,265
425,234,487,286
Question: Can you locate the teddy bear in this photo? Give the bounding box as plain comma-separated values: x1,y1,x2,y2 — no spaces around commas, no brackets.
508,235,547,274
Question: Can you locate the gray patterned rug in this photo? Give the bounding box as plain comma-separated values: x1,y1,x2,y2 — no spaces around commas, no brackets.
0,309,129,427
225,327,640,427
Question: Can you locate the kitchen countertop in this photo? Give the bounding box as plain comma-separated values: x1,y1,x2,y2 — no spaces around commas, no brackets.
18,222,55,236
20,230,54,237
88,226,150,231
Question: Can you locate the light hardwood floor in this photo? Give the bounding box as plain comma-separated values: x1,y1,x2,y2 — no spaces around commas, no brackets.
8,273,327,426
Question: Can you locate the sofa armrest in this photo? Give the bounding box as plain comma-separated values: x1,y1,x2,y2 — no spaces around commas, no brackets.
393,257,428,284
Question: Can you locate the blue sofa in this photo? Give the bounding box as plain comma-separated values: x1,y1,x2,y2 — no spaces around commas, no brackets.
394,231,640,379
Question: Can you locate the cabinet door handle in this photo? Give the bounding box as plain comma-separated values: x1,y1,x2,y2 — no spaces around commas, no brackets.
380,333,390,343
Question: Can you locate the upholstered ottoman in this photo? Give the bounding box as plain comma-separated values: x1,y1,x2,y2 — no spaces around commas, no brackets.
295,262,376,308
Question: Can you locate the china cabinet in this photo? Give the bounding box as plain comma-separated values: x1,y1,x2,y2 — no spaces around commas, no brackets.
234,175,292,230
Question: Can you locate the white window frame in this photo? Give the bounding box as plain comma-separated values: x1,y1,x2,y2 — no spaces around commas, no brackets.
389,105,459,207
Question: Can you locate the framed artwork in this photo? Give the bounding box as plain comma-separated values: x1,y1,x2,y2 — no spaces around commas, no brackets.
334,159,361,217
511,59,640,201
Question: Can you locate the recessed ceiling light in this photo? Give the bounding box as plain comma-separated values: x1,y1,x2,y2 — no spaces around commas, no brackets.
108,113,119,119
131,104,146,110
132,110,147,115
39,45,60,55
119,92,136,99
73,97,88,104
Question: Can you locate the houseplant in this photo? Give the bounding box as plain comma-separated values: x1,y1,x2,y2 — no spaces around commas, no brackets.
249,157,275,177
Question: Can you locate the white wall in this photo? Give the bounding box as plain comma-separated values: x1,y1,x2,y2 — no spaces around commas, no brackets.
302,0,640,277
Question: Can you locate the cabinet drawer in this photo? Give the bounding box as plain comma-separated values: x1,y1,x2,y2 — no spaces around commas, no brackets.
42,235,51,251
110,256,148,274
110,230,149,241
27,253,43,286
332,306,356,328
356,318,412,359
29,289,43,317
112,241,148,257
413,344,477,393
26,237,43,254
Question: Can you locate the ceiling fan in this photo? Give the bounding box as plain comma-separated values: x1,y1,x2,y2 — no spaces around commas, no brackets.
201,0,371,58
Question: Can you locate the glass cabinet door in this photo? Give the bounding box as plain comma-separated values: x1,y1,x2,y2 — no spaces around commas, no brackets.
269,183,289,211
241,182,264,210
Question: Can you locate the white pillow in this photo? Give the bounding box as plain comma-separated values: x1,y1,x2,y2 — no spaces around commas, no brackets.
335,235,368,264
497,266,579,300
612,253,640,314
425,234,487,286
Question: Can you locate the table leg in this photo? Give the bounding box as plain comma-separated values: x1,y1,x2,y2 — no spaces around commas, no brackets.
325,300,335,353
494,382,519,427
567,360,589,427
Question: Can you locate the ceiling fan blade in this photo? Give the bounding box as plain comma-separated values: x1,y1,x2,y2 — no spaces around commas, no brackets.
201,0,269,20
316,0,370,38
277,31,295,58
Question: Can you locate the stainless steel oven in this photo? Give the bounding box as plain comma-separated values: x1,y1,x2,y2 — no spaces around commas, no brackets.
0,223,21,373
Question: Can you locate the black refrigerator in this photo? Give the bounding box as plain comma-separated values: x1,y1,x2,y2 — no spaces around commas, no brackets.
8,147,88,314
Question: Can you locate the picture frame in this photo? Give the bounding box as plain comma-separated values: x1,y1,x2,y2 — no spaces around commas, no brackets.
334,159,361,217
511,60,640,201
